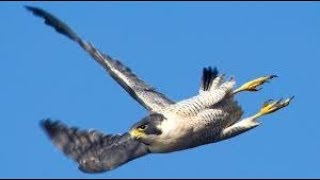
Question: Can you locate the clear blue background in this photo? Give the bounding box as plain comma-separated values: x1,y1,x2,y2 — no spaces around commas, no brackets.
1,2,319,178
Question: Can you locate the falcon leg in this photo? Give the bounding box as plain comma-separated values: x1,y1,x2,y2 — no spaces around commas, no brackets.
218,96,294,141
232,75,277,95
252,96,294,119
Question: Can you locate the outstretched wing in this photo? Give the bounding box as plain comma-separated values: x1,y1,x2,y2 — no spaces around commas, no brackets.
41,119,149,173
26,6,174,112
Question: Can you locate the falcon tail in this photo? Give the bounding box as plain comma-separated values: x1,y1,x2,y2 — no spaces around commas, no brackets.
200,66,219,91
40,119,149,173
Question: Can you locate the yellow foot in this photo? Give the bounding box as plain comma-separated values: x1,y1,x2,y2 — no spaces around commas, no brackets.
253,96,294,119
233,75,277,94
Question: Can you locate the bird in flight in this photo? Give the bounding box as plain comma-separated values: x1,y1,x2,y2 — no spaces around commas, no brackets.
26,6,293,173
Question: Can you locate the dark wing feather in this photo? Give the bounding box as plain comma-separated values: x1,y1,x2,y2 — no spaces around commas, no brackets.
41,119,149,173
26,6,174,112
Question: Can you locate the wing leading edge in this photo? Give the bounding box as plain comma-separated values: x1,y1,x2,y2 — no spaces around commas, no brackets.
26,6,174,112
41,119,149,173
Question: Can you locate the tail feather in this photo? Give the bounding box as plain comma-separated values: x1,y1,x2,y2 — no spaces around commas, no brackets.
200,66,219,92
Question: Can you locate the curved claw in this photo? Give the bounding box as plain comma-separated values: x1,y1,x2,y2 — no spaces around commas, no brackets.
265,75,278,83
282,96,294,106
257,96,294,118
269,75,278,79
255,87,263,91
248,87,263,92
263,99,274,107
232,74,277,94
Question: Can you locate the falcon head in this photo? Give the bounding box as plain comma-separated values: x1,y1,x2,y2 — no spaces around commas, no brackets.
129,113,165,145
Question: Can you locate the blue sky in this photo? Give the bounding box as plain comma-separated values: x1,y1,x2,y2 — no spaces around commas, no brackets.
1,1,319,178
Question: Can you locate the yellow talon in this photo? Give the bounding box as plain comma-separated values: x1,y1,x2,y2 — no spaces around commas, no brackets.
253,96,294,119
233,75,277,94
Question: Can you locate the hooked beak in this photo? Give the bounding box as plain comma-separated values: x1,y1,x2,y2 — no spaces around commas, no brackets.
129,129,143,139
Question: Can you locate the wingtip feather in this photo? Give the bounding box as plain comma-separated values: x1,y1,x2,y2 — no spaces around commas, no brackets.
25,5,80,42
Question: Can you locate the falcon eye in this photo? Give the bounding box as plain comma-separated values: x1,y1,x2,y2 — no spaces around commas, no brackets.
137,124,147,130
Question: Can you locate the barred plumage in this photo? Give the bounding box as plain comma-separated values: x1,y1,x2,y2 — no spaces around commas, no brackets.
27,6,292,173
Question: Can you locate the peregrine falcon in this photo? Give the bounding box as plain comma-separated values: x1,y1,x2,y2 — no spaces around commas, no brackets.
26,6,293,173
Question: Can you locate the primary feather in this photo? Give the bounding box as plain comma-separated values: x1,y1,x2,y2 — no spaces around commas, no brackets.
27,6,291,174
41,119,149,173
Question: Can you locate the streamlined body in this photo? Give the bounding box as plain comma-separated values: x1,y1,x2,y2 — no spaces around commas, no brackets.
26,6,293,173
